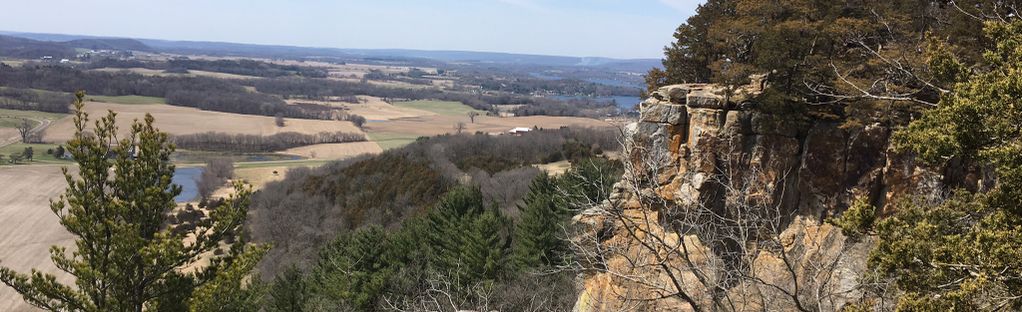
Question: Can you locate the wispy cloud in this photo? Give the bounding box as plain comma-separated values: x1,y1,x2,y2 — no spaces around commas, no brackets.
658,0,699,14
494,0,548,13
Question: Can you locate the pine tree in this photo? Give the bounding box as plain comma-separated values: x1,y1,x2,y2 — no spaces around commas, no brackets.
307,226,392,310
0,92,263,312
265,267,308,312
188,245,269,312
511,173,565,269
423,187,510,284
461,209,510,281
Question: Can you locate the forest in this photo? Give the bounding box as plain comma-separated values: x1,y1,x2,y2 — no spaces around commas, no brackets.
171,131,366,153
91,58,330,78
248,128,619,280
248,129,621,310
0,87,72,113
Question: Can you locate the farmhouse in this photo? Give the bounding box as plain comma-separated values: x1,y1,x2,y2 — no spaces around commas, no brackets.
508,127,532,135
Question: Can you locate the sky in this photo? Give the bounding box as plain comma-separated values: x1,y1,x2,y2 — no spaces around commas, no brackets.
0,0,702,59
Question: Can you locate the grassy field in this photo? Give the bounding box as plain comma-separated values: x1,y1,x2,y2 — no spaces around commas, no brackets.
393,100,483,117
366,131,422,150
86,95,167,105
0,117,39,128
0,108,67,124
0,143,72,165
44,102,364,142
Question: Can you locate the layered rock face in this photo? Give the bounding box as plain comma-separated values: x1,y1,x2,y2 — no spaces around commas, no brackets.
572,79,945,311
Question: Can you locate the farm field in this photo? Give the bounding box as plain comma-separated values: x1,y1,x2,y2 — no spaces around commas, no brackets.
85,94,167,105
0,108,65,147
42,102,363,142
0,108,66,122
90,67,260,80
282,141,382,160
363,114,613,143
0,165,74,312
0,143,71,165
366,131,422,150
285,96,435,121
392,100,485,116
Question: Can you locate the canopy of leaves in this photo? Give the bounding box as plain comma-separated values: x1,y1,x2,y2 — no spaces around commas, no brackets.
870,20,1022,310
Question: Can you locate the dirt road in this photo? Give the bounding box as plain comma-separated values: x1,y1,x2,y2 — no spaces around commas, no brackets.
0,165,73,311
0,117,52,148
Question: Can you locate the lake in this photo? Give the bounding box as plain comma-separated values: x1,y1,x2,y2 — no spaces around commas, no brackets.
549,95,643,111
172,167,203,203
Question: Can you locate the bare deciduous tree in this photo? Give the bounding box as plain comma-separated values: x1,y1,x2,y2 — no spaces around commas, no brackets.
16,118,33,143
275,113,286,127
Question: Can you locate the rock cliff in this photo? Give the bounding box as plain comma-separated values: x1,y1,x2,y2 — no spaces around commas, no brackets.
572,78,955,311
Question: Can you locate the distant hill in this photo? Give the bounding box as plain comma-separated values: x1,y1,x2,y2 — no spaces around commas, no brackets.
0,35,76,58
0,33,151,59
67,38,152,52
0,31,659,72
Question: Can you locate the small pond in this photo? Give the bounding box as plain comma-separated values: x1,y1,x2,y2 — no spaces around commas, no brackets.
172,167,203,203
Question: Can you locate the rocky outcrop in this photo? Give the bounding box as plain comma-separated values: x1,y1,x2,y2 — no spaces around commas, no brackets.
572,78,945,311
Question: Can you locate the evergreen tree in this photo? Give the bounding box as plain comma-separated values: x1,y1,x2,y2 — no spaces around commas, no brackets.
424,187,510,284
188,245,269,312
265,267,308,312
511,173,565,269
850,20,1022,310
0,92,263,312
22,146,33,161
461,209,510,281
307,226,393,310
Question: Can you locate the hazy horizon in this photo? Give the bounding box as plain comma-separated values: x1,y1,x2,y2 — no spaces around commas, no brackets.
0,0,701,59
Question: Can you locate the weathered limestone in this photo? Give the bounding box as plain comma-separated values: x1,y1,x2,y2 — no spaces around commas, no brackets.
574,76,944,312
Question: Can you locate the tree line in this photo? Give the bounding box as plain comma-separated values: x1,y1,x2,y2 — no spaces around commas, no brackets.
171,131,366,153
0,85,72,113
248,77,620,117
0,65,336,120
91,58,330,78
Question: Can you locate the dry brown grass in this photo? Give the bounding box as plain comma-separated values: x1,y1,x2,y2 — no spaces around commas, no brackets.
42,102,363,143
282,141,382,160
533,160,572,176
285,96,434,121
365,114,613,138
234,167,289,190
0,165,74,311
90,67,258,80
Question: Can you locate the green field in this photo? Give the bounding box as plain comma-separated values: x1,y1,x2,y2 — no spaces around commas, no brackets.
0,143,72,165
366,131,421,150
0,109,67,127
393,100,484,116
86,95,167,105
0,117,39,129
